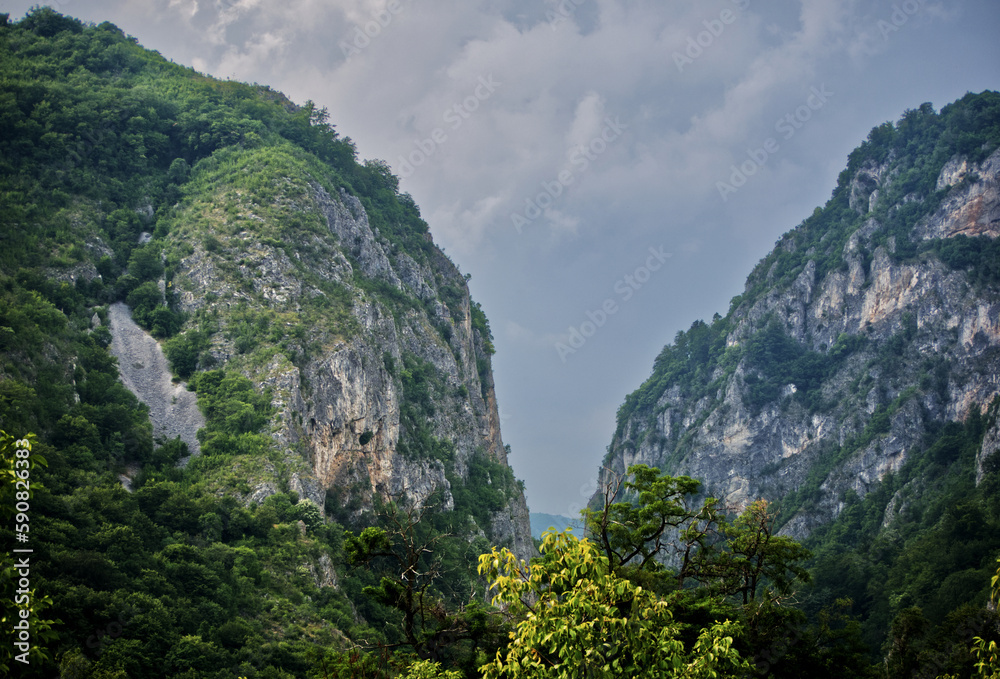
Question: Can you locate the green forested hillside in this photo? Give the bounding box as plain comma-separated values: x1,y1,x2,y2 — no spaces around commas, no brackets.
1,8,998,679
0,8,512,677
804,400,1000,669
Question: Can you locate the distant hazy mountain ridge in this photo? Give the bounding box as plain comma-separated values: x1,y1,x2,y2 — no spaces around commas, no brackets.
529,512,585,539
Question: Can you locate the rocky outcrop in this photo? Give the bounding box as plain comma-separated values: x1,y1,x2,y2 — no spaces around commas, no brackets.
978,413,1000,486
108,302,204,459
600,144,1000,540
166,166,534,561
916,150,1000,240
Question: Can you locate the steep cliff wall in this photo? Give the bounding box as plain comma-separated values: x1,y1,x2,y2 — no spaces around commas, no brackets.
0,13,535,672
600,96,1000,539
165,149,533,559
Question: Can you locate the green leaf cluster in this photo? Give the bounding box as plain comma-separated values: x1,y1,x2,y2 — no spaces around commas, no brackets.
478,531,752,678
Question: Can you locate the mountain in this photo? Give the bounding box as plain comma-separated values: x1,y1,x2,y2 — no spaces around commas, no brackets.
0,9,530,675
529,512,585,539
598,91,1000,653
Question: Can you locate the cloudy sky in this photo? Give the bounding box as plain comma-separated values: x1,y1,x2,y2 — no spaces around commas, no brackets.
8,0,999,515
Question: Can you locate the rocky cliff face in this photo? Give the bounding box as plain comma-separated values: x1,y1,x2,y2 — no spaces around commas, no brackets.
166,152,533,561
599,100,1000,539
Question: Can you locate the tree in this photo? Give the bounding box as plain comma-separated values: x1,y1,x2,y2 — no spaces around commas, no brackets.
126,280,163,324
885,607,933,678
302,99,333,131
716,499,811,605
18,6,84,37
583,465,810,602
477,531,751,678
402,659,463,679
345,503,446,657
940,558,1000,679
583,464,724,583
127,245,163,282
344,500,501,663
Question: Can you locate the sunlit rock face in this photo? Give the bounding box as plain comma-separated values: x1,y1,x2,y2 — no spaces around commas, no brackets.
168,169,533,561
600,148,1000,540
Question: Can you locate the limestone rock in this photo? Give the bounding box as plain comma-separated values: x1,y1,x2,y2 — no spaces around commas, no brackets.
599,145,1000,540
163,176,533,561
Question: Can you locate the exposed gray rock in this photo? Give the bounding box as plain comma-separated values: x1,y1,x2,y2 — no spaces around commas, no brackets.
599,144,1000,540
849,159,891,214
314,183,401,288
108,302,205,460
165,177,534,561
316,553,339,589
247,476,280,505
915,148,1000,240
978,414,1000,486
289,470,326,508
48,260,102,286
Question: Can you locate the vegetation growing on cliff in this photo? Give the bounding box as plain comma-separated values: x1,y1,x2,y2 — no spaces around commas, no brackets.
803,399,1000,668
614,91,1000,447
605,89,1000,672
0,9,522,677
2,7,999,677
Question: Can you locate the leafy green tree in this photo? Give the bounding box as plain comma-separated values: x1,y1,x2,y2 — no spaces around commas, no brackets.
344,505,454,657
126,280,163,322
167,157,191,184
127,245,163,282
18,6,83,36
293,498,324,533
402,659,463,679
716,499,811,605
583,465,810,603
583,464,723,584
885,606,934,677
940,559,1000,679
477,531,751,678
344,501,499,663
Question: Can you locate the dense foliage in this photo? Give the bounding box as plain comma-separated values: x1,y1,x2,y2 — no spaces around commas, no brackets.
804,400,1000,672
2,7,998,677
478,532,751,678
0,8,514,678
